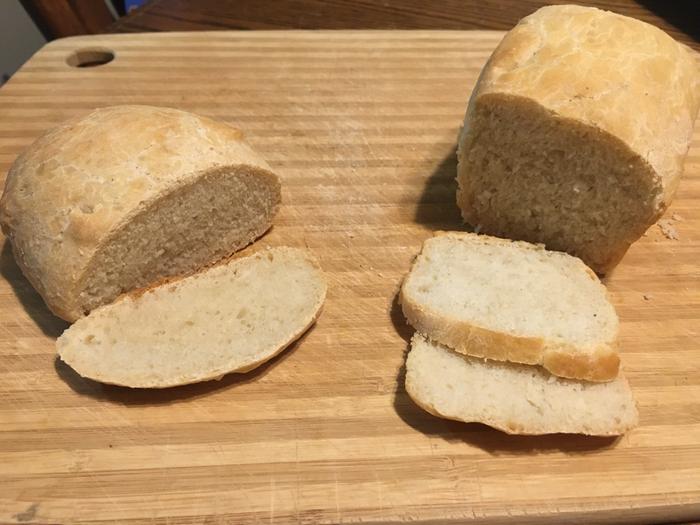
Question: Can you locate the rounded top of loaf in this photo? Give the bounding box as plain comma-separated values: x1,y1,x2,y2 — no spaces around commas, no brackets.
0,105,277,319
470,4,699,198
1,105,261,239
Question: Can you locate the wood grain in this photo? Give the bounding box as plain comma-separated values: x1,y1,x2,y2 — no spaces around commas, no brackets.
110,0,700,51
1,30,699,524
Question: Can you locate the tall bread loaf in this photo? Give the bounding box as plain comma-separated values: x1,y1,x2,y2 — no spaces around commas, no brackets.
0,105,281,321
457,5,700,273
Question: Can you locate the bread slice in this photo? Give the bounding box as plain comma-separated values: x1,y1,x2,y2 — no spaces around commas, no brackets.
400,232,619,382
405,334,638,436
57,247,326,388
457,5,700,274
0,105,281,321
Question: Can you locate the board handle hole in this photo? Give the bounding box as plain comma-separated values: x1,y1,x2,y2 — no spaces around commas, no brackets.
66,48,115,68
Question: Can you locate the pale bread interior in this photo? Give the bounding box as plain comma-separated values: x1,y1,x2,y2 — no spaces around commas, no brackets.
58,247,326,388
457,94,660,273
405,333,638,436
401,232,619,380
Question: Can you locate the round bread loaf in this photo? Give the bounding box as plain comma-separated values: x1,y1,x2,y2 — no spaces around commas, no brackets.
0,105,281,321
457,5,700,274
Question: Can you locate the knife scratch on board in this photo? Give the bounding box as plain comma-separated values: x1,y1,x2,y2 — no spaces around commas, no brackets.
333,472,341,521
268,475,276,523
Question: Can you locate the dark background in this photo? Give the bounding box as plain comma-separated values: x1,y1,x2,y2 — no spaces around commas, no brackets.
20,0,700,51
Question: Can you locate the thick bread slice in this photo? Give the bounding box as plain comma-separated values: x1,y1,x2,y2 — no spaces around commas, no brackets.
405,334,638,436
400,232,619,382
0,105,281,321
57,247,326,388
457,5,700,274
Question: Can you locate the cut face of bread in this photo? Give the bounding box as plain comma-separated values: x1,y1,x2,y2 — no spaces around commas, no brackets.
405,334,638,436
77,165,280,318
457,5,700,273
400,232,619,382
57,248,327,388
0,105,281,321
458,94,660,273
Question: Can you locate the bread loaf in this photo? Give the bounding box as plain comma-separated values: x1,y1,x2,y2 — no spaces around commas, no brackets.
58,247,327,388
0,105,281,321
457,5,700,273
400,232,620,382
405,333,638,436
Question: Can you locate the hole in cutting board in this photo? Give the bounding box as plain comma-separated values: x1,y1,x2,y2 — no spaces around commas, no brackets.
66,48,115,68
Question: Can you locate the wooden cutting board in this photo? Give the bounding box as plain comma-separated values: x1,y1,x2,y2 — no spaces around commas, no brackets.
1,30,699,525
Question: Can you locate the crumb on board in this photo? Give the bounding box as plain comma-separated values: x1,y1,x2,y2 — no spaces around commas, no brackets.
671,212,683,222
657,219,679,240
643,294,653,301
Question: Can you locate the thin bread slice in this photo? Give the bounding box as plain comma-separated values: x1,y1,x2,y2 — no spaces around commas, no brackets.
405,333,638,436
400,232,619,382
57,247,327,388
